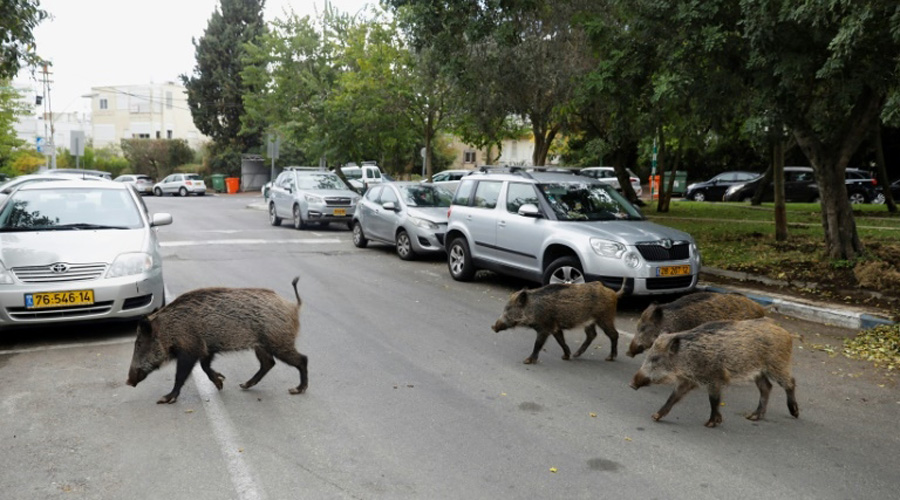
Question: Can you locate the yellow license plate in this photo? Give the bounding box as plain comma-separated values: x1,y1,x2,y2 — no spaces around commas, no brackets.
332,208,347,216
657,265,691,277
26,290,95,309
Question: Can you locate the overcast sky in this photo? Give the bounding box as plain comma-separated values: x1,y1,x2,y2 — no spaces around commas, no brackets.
17,0,375,115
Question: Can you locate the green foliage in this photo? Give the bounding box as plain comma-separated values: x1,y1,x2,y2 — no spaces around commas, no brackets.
0,79,28,167
3,148,44,176
121,139,195,180
0,0,48,79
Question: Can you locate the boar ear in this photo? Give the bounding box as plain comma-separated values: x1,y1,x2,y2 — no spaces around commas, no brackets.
515,289,529,306
668,336,681,354
137,317,154,337
650,303,663,321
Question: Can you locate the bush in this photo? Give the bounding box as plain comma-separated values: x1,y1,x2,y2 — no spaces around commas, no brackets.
854,260,900,290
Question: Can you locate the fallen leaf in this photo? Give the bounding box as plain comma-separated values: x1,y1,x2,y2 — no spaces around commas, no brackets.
590,412,597,418
549,467,558,473
185,409,194,414
624,437,632,442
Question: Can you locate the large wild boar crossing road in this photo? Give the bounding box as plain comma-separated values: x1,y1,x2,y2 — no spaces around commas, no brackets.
1,193,897,499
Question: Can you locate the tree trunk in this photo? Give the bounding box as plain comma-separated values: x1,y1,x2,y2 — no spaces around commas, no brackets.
751,164,773,205
531,121,559,166
655,128,667,212
612,141,641,205
773,139,787,241
872,122,897,212
424,114,434,181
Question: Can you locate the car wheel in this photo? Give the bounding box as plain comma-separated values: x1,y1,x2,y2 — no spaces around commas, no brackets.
269,203,282,226
179,187,188,197
849,192,866,204
691,192,706,202
447,237,476,281
352,222,368,248
543,256,585,285
396,230,415,261
293,205,308,230
873,193,885,205
154,187,163,197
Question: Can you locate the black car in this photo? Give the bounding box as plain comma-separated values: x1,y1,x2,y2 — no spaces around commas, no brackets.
723,166,819,202
683,171,760,202
844,168,878,204
874,179,900,205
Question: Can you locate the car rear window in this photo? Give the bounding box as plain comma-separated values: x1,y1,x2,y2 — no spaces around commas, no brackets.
185,174,203,181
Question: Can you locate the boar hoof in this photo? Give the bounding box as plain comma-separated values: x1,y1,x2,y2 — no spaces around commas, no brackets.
651,412,663,421
605,354,616,361
705,414,723,427
157,394,178,404
746,412,762,421
239,382,255,390
289,385,307,395
523,357,536,365
561,354,570,361
789,403,800,418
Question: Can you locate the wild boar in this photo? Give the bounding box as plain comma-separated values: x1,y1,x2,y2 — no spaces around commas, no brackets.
126,277,307,404
627,292,766,357
491,281,624,364
630,317,799,427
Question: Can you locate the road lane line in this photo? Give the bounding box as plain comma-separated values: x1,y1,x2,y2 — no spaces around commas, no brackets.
0,337,134,355
193,367,267,500
161,238,342,247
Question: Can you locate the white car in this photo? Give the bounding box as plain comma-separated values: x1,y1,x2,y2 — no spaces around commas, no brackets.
425,169,472,192
0,180,172,329
114,174,155,195
579,167,643,197
153,173,206,196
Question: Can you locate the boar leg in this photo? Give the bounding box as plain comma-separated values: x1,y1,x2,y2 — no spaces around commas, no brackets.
596,319,619,361
200,355,225,390
747,374,773,421
573,324,597,358
705,383,725,428
652,380,697,422
525,330,552,364
240,347,276,390
273,347,309,395
158,352,198,404
551,329,573,361
770,371,800,418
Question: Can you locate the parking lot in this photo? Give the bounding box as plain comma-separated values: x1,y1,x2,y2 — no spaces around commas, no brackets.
1,193,898,500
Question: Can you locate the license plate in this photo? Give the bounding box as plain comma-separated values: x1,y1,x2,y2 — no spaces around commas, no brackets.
656,265,691,277
25,290,95,309
333,208,347,216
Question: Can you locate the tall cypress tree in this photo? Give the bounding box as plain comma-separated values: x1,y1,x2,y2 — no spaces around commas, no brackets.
182,0,266,169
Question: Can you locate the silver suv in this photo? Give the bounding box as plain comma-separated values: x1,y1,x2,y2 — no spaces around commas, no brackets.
268,167,360,229
444,169,700,295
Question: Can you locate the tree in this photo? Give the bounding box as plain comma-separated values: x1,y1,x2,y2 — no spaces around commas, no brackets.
121,139,195,180
0,79,28,168
182,0,267,170
0,0,47,79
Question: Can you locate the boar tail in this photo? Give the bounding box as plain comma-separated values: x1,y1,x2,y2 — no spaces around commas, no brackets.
291,276,302,307
616,279,628,298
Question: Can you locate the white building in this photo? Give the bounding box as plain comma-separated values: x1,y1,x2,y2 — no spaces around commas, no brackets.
11,81,91,156
86,82,207,150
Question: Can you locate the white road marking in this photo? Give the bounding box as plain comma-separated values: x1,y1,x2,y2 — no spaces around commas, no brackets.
161,238,342,247
0,337,134,355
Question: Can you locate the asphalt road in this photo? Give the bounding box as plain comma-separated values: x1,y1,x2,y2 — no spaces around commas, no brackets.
1,193,898,500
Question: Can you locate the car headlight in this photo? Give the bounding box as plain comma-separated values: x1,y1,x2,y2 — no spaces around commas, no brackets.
692,242,702,267
590,238,626,259
0,261,14,285
409,217,438,230
624,252,641,268
107,253,156,278
304,194,324,204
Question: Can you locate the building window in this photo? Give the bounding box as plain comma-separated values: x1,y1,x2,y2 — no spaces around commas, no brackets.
464,151,476,164
134,133,150,139
167,130,173,139
156,131,161,139
99,98,108,110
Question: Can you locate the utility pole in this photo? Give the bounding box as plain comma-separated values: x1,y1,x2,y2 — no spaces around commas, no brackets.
40,62,56,169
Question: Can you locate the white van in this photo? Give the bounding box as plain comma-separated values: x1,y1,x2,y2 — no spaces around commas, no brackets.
340,162,383,190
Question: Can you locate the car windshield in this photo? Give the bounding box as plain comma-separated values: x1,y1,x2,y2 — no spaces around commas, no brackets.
400,185,453,207
0,188,144,231
297,174,347,190
537,182,643,221
185,174,203,181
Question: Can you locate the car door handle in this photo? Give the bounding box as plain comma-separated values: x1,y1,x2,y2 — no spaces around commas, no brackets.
498,221,506,228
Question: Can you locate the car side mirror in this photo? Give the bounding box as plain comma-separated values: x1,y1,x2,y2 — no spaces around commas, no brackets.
382,201,397,211
518,204,542,218
150,213,173,227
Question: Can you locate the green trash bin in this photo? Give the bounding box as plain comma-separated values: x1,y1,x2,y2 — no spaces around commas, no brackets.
210,174,226,193
659,170,688,196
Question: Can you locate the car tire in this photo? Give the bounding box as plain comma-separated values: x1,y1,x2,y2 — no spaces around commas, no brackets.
447,237,476,281
154,187,163,197
179,187,188,197
691,192,706,202
849,192,867,204
873,193,885,205
293,205,308,230
269,203,282,226
352,221,368,248
543,256,585,285
396,229,415,261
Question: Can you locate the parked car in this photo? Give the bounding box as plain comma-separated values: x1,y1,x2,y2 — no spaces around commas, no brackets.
114,174,155,195
683,171,760,202
352,182,453,260
844,168,878,204
267,167,361,229
0,180,172,329
873,179,900,205
153,173,206,197
723,166,819,202
340,162,383,191
44,168,113,180
0,173,109,204
444,168,700,294
578,166,643,198
425,169,472,192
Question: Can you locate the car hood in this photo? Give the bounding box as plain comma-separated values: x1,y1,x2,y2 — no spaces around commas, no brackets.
557,220,694,245
407,207,449,223
0,229,152,267
303,189,359,199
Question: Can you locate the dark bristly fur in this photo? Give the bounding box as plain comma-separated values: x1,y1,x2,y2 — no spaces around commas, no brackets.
126,276,307,404
630,317,799,428
491,281,625,365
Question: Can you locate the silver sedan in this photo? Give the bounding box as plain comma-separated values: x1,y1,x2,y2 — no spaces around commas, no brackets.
352,182,453,260
0,180,172,329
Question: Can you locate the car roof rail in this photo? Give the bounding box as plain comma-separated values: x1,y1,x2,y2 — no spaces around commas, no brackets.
474,165,535,179
285,166,326,171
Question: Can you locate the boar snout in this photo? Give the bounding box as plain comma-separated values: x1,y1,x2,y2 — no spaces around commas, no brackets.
630,371,651,390
491,320,509,332
127,369,147,387
626,340,645,358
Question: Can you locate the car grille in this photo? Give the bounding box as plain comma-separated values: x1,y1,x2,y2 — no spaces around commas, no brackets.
636,243,690,261
324,197,352,206
13,263,107,283
646,276,694,290
6,301,115,320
